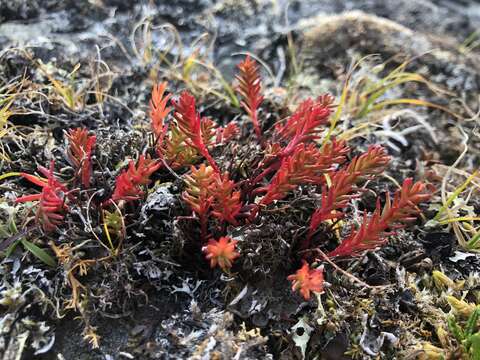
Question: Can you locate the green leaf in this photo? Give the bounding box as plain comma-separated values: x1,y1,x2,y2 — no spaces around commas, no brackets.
467,232,480,250
466,307,480,337
4,239,20,257
469,333,480,360
21,239,56,267
448,315,465,341
434,170,479,222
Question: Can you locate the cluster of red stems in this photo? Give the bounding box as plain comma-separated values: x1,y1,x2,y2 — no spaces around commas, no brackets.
15,56,431,300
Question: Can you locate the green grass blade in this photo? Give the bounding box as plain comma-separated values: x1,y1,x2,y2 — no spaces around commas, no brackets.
434,170,479,221
469,333,480,360
466,307,480,337
4,240,20,257
21,239,56,267
448,315,465,341
467,232,480,250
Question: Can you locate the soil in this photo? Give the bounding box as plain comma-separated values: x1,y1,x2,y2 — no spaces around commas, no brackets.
1,1,480,359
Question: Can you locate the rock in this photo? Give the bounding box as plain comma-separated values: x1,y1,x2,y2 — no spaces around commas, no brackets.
300,11,480,95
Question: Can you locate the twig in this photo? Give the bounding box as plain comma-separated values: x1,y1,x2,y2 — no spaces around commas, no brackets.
309,248,389,290
160,157,184,182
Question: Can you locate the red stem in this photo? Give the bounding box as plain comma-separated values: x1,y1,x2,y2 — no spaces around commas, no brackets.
200,148,220,174
251,112,262,141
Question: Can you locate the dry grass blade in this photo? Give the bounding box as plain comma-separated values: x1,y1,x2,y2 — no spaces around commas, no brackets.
371,98,462,120
326,56,461,146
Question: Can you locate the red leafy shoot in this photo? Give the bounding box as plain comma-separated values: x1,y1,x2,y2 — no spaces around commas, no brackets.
202,236,240,271
16,161,70,232
236,55,264,140
287,261,324,300
250,96,335,188
327,178,431,258
172,91,220,173
109,155,161,205
215,121,239,144
66,127,96,188
305,145,390,248
210,172,242,226
183,165,244,239
276,95,334,158
183,164,216,241
254,140,349,211
150,82,171,156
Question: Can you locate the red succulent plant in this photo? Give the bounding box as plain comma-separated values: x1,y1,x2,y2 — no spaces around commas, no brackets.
250,96,336,188
150,82,172,156
183,164,216,240
236,55,264,140
16,161,70,232
183,165,244,239
276,95,334,158
8,55,438,331
304,145,390,247
202,236,240,270
215,121,240,144
328,178,431,258
172,91,220,173
150,82,172,139
66,127,96,188
256,140,349,207
109,155,161,204
288,261,324,300
210,172,242,226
